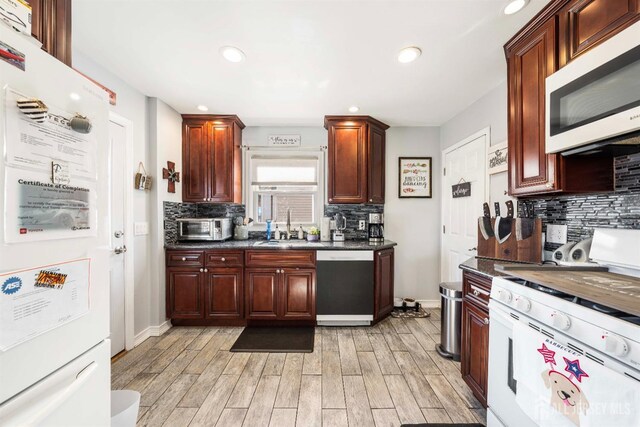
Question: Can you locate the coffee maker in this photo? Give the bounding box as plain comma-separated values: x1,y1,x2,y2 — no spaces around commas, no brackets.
368,213,384,244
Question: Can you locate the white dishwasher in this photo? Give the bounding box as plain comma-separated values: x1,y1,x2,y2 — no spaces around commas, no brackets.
316,251,374,326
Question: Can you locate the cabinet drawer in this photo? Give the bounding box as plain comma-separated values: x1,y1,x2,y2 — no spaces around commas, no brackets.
245,250,316,268
166,251,204,267
463,272,492,310
205,251,244,267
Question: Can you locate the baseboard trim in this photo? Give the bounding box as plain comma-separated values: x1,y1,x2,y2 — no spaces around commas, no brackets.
134,320,172,347
417,299,440,308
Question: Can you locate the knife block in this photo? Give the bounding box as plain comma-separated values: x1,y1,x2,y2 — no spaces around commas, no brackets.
477,217,542,263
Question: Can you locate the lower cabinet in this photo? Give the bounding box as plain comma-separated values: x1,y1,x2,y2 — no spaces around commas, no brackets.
166,268,204,319
245,267,316,321
205,268,243,320
461,270,491,408
374,248,395,321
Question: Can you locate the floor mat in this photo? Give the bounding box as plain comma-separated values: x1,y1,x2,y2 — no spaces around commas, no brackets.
230,326,315,352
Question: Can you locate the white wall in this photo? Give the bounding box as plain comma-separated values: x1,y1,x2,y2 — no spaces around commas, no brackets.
73,51,153,337
384,127,442,303
440,80,512,207
148,98,183,327
243,126,326,148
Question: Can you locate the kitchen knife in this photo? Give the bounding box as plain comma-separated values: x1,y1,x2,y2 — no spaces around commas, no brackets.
478,202,494,240
516,202,535,241
493,202,501,237
496,201,513,244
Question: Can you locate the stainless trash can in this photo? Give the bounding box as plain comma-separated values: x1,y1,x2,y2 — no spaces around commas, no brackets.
436,282,463,361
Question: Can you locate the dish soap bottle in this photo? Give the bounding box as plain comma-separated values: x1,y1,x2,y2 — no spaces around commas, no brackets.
266,220,272,241
298,226,304,240
274,225,280,240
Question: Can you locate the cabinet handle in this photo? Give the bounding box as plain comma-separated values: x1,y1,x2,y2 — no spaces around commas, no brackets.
329,198,333,202
473,289,480,296
204,268,208,272
221,257,226,262
203,198,207,201
369,199,373,202
546,182,553,189
199,268,204,272
181,257,187,261
470,285,490,296
484,318,489,325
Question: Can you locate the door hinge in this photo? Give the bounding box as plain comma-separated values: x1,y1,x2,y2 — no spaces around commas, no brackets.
443,168,446,176
443,225,445,234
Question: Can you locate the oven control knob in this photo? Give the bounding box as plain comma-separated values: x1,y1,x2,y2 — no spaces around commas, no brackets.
603,334,629,357
551,312,571,331
515,296,531,312
497,289,512,304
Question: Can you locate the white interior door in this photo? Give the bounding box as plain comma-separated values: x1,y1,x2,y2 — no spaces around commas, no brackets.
109,120,127,357
441,130,488,282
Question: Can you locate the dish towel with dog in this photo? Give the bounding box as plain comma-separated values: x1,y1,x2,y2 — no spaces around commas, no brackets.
512,321,640,427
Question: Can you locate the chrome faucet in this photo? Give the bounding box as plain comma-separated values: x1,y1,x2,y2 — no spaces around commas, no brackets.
286,208,292,239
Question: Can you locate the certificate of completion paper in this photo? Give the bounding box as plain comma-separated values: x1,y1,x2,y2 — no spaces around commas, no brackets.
4,87,97,180
4,168,97,242
0,259,90,351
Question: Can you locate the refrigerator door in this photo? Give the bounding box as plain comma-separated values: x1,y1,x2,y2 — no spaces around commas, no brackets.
0,340,111,427
0,25,110,403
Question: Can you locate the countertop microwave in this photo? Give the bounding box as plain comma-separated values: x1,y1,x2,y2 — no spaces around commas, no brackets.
546,20,640,156
177,218,232,241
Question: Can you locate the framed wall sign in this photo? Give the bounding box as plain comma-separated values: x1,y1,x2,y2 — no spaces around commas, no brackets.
268,134,301,147
488,141,508,174
399,157,432,198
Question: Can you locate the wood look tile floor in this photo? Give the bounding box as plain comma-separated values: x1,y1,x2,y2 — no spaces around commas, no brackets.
111,310,487,427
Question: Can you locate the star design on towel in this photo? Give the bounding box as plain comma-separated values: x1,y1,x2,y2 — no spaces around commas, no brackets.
537,343,556,365
564,357,589,382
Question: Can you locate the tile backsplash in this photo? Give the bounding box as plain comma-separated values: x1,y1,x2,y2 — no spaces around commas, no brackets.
163,202,245,243
324,204,384,240
523,153,640,250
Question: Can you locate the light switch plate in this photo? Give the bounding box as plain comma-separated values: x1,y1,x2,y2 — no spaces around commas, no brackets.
358,220,366,231
546,224,567,244
134,222,149,236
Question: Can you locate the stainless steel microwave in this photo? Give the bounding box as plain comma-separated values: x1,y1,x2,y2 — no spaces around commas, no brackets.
177,218,232,241
546,21,640,155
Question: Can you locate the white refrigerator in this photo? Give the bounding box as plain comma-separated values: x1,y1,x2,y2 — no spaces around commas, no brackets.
0,22,111,426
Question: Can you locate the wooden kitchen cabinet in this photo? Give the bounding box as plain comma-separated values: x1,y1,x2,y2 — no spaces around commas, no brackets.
460,270,491,408
182,115,244,203
245,250,316,322
204,268,243,320
374,248,394,321
503,0,633,196
324,116,389,204
29,0,72,66
166,268,204,319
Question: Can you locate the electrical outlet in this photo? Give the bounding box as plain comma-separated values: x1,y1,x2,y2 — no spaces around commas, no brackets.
358,220,366,231
546,224,567,244
134,222,149,236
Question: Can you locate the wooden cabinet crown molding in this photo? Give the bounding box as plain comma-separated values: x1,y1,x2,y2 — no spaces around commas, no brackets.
181,114,246,129
323,115,390,130
504,0,571,56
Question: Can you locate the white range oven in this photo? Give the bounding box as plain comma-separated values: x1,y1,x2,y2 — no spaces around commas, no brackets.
487,229,640,427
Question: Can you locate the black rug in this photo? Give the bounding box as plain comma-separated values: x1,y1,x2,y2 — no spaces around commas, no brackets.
230,327,315,352
401,424,484,427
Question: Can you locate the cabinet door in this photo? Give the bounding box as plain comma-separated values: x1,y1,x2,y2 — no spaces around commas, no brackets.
167,268,204,319
209,123,234,203
507,18,558,196
559,0,640,67
182,120,209,202
367,125,386,204
461,301,489,407
374,249,394,321
245,269,279,319
281,269,316,320
327,121,368,204
30,0,72,66
205,268,243,319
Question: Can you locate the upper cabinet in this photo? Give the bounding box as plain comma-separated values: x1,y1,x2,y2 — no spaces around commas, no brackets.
504,0,638,197
30,0,72,66
324,116,389,204
182,115,244,203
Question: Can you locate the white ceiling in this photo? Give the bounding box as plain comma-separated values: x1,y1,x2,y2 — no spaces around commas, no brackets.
73,0,546,127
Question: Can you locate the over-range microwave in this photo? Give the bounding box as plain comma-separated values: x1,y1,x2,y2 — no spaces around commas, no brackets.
546,21,640,155
177,218,232,241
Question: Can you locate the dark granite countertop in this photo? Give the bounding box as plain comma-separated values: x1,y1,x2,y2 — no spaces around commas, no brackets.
165,239,397,251
459,257,536,279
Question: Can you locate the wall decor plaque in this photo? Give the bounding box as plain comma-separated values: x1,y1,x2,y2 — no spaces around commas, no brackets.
399,157,432,198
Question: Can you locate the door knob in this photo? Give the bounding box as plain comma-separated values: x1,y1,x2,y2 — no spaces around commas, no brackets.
114,230,124,238
114,246,127,254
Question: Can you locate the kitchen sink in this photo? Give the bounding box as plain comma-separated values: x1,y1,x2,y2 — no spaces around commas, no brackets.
253,240,325,248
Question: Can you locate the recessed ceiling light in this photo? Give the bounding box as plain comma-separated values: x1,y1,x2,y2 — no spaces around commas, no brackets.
69,92,80,101
348,106,360,113
197,105,209,112
220,46,246,63
398,46,422,63
504,0,528,15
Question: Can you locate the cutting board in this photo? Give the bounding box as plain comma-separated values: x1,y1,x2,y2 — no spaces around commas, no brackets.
477,217,542,263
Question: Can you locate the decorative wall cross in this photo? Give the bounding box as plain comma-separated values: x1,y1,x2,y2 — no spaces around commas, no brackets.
162,161,180,193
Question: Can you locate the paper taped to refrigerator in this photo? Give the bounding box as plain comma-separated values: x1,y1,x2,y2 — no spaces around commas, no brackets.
4,87,97,179
0,259,90,351
4,167,97,242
